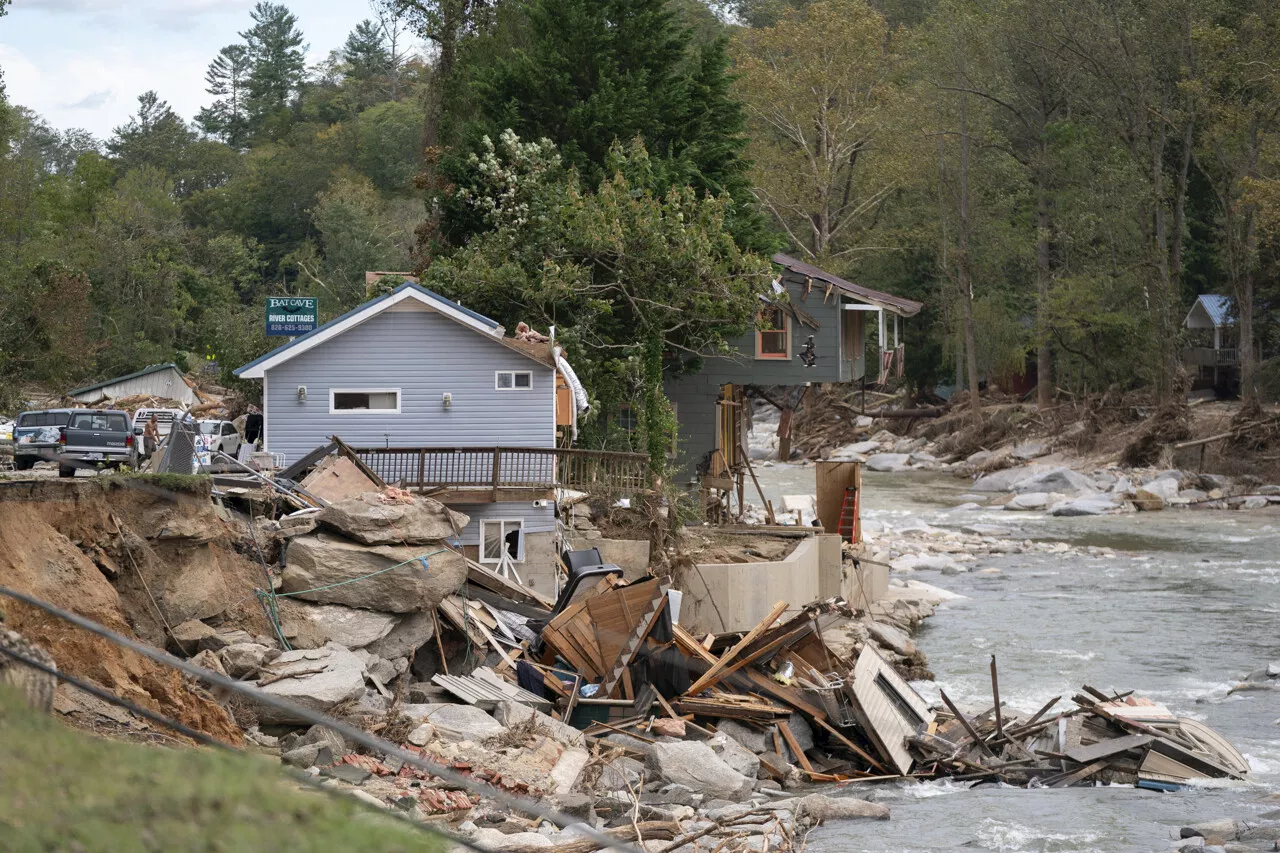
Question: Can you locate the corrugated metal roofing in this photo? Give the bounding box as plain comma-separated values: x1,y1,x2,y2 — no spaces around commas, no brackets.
1198,294,1233,327
68,362,184,397
772,253,924,317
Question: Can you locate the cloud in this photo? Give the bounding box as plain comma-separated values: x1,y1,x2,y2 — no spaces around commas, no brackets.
60,89,113,110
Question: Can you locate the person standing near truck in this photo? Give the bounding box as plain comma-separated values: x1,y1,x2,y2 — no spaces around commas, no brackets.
143,414,159,459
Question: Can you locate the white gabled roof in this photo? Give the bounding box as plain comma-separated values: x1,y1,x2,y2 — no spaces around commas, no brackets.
235,283,505,380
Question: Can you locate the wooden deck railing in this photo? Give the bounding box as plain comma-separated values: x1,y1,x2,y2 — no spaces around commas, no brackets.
350,446,651,492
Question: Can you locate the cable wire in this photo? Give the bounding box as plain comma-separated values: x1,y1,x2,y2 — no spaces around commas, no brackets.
0,585,641,853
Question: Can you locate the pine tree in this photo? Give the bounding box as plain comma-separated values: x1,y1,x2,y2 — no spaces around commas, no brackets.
457,0,767,248
242,2,307,135
196,44,252,147
343,20,392,81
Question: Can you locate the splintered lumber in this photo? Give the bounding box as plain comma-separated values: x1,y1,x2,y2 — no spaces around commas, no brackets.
686,600,788,695
990,656,1005,740
778,721,814,772
1046,758,1111,788
1064,734,1153,765
675,693,791,722
938,690,992,756
593,578,670,698
812,715,890,776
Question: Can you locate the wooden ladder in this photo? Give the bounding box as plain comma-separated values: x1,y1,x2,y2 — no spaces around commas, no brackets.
837,486,859,543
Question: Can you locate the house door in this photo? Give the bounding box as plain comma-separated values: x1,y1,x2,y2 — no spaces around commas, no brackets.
842,310,865,380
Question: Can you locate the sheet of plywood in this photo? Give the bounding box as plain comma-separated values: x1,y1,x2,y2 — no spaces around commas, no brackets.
300,455,380,503
849,645,935,775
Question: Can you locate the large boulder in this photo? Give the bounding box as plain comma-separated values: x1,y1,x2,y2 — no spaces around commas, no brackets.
402,703,507,742
714,719,771,755
645,741,755,801
867,621,916,656
1050,494,1119,517
1011,467,1097,496
218,642,277,678
363,610,436,660
971,466,1049,492
866,454,910,473
317,493,469,546
1005,492,1049,511
791,794,890,824
282,533,467,612
708,732,762,779
252,643,367,724
275,598,399,649
1140,476,1181,502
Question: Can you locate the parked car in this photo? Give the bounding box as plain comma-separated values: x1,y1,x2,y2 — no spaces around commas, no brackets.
132,408,186,437
12,409,74,470
197,419,241,456
58,409,138,477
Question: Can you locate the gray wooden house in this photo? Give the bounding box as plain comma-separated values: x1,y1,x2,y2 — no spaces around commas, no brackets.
664,254,922,488
235,282,643,596
68,362,201,406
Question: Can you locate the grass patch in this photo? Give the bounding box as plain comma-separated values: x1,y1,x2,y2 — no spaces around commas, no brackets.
0,689,440,852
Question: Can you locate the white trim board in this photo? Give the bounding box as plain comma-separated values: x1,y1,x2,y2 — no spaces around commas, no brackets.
329,388,402,415
238,287,503,379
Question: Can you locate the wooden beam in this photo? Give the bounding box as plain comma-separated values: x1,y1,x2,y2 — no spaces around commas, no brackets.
778,721,814,772
686,601,788,695
811,715,890,775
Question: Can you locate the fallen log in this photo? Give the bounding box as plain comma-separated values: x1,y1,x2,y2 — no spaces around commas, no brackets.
505,821,681,853
855,406,945,419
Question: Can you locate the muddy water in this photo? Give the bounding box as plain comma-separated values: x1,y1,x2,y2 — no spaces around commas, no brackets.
753,463,1280,853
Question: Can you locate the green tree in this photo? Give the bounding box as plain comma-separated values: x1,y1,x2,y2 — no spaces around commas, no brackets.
428,132,770,464
242,2,308,139
344,20,392,80
732,0,902,260
452,0,766,247
197,44,253,147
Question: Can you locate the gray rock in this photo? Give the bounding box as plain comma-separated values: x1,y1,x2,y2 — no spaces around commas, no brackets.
1112,477,1134,495
714,719,770,755
642,784,696,806
317,493,470,546
298,724,348,757
908,451,937,465
597,756,644,790
1257,485,1280,496
281,743,332,768
1012,467,1097,496
1237,826,1280,842
1006,492,1049,511
603,732,656,757
867,621,916,656
961,524,1011,537
252,643,367,725
1180,819,1242,840
1268,661,1280,677
492,700,585,748
1242,496,1270,510
169,619,216,655
1141,477,1182,501
403,703,507,742
841,440,881,455
198,629,254,653
1179,489,1209,502
971,466,1049,492
866,454,910,473
965,450,994,466
1010,441,1048,461
549,793,595,821
784,713,814,755
910,555,960,572
949,502,982,512
363,610,437,661
551,747,590,794
955,493,989,504
646,741,754,801
708,732,762,780
406,723,436,746
282,533,467,612
1050,495,1119,516
276,599,399,649
218,642,275,678
791,794,890,824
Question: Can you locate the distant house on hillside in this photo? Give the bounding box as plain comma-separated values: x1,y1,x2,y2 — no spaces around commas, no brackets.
1182,294,1246,395
68,363,201,406
664,253,923,491
233,281,632,596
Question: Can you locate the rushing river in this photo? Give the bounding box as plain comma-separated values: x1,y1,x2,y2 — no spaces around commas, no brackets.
753,463,1280,853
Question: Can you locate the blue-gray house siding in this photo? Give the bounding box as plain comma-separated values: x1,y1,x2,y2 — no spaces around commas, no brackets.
261,306,555,466
664,272,863,481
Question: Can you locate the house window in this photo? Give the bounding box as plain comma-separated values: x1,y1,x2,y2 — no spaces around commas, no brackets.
481,519,524,563
757,306,790,359
496,371,533,390
330,388,401,414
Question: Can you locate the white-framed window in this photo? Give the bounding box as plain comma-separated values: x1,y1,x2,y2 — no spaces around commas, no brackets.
329,388,401,414
480,519,524,563
495,370,533,390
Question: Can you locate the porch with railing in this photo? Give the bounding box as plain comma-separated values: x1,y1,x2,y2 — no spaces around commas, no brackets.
350,445,651,493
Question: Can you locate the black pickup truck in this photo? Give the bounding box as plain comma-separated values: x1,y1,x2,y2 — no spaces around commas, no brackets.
57,409,138,477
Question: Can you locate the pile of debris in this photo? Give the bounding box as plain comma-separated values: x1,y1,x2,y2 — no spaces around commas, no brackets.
910,665,1249,790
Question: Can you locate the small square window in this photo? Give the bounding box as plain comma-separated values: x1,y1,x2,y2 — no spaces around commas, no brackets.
480,519,524,563
496,371,533,390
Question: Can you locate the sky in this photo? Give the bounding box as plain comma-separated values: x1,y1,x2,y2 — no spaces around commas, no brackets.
0,0,389,139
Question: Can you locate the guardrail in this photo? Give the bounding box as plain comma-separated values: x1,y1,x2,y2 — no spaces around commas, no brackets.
349,446,650,492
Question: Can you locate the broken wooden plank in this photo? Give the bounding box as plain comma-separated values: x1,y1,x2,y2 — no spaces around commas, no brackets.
778,721,814,773
1047,758,1111,788
990,656,1005,741
812,715,890,775
686,600,788,695
1064,734,1154,765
